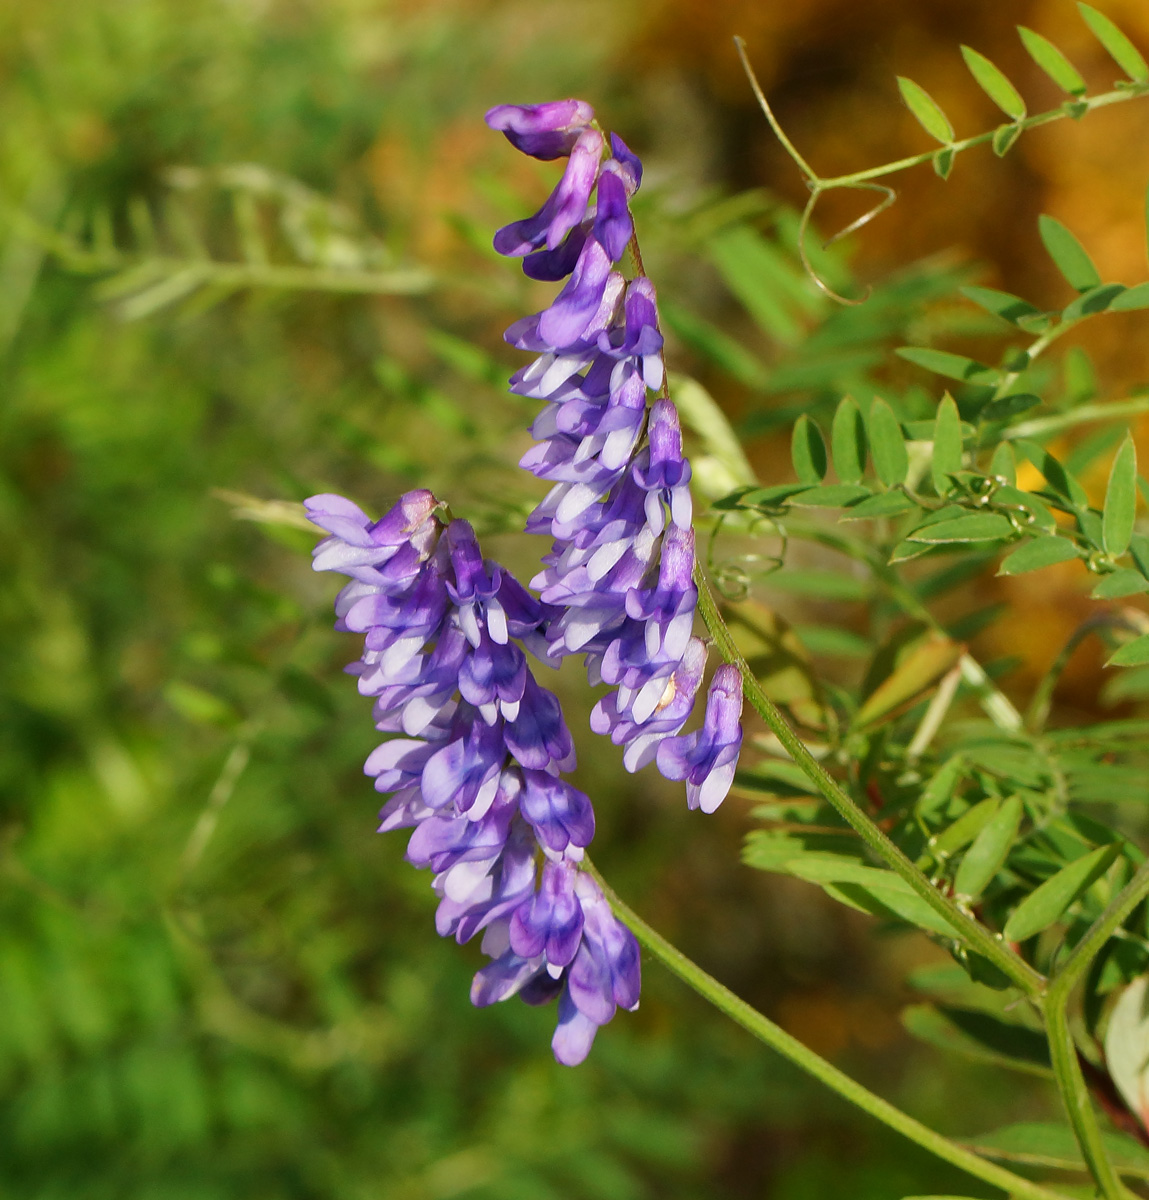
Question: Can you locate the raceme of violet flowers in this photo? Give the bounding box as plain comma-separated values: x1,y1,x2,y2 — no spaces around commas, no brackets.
486,99,743,815
305,100,745,1066
306,490,640,1066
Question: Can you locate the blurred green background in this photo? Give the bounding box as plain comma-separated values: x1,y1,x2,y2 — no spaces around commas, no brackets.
3,1,1148,1197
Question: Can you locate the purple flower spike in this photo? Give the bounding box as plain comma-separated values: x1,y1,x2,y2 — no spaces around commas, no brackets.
491,103,748,805
309,485,643,1066
485,100,595,160
656,665,744,813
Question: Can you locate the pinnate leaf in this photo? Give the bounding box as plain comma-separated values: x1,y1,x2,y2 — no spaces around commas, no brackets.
1078,3,1149,83
1038,214,1101,292
897,76,955,143
1002,842,1120,942
1103,433,1137,557
960,284,1042,326
1018,26,1087,95
907,513,1014,543
960,45,1027,120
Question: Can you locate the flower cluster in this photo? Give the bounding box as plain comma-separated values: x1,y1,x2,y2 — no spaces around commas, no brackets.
487,100,743,812
306,489,639,1065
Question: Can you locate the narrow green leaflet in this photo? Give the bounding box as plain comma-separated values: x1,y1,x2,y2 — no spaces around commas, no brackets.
1109,633,1149,667
1038,214,1101,292
788,484,870,507
933,146,955,180
907,513,1014,543
1014,440,1090,510
933,797,1000,857
918,755,966,818
930,395,963,497
1078,2,1149,83
791,414,828,484
979,393,1040,423
897,76,955,143
965,1121,1149,1179
960,284,1043,326
1103,433,1138,556
902,1003,1051,1075
1111,282,1149,310
991,123,1022,158
960,45,1026,120
831,396,867,484
896,346,1003,386
997,537,1080,575
990,441,1016,485
1092,569,1149,598
1002,842,1121,942
1017,26,1087,95
841,490,918,520
954,795,1022,899
868,398,909,487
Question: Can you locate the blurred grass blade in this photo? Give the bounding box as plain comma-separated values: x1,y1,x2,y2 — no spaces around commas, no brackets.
1002,843,1121,941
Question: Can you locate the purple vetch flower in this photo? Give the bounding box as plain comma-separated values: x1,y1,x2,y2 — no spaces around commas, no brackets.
487,101,743,810
307,488,640,1064
657,664,745,813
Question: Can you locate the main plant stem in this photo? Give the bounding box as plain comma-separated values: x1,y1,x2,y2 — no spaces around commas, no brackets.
588,863,1071,1200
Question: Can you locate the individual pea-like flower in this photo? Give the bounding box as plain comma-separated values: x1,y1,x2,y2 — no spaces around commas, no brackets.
487,99,743,810
307,489,639,1065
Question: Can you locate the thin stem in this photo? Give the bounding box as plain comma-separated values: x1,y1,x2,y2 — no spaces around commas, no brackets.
1043,999,1127,1200
816,87,1149,190
588,863,1072,1200
695,566,1045,996
734,37,818,182
1036,864,1149,1198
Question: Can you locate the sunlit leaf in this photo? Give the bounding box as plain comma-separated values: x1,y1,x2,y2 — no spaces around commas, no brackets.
1078,3,1149,83
897,76,955,143
1038,214,1101,292
1103,433,1138,557
854,632,964,729
1018,26,1087,95
1002,843,1121,942
960,45,1027,120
